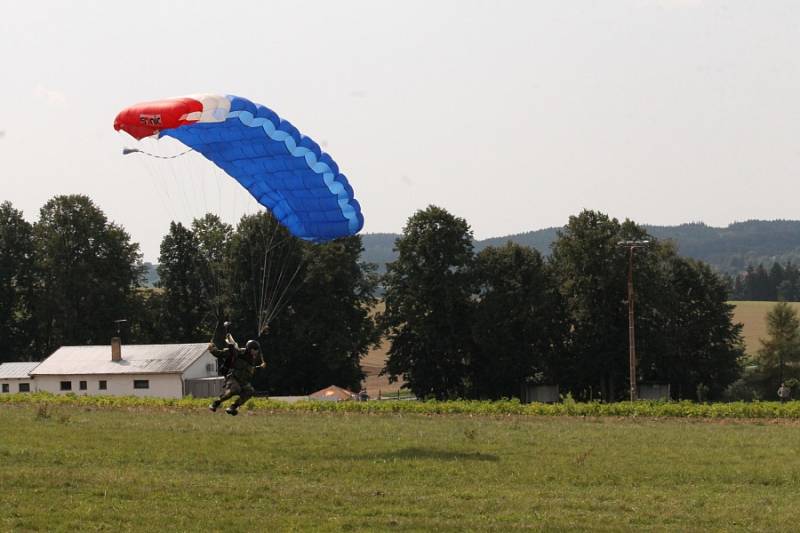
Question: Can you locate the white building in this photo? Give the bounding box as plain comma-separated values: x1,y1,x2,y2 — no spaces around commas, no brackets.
0,362,40,394
29,339,222,399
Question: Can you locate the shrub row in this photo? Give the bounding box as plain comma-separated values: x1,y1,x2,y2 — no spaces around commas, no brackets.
2,392,800,419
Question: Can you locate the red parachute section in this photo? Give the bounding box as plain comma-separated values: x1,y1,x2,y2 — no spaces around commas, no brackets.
113,97,204,140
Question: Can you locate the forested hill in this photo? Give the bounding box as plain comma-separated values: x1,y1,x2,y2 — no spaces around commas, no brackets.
361,220,800,276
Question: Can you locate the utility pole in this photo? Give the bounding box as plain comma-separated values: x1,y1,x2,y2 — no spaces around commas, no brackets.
617,240,649,401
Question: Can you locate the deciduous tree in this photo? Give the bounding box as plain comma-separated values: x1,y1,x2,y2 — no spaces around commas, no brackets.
471,243,568,399
32,195,143,355
381,206,475,399
0,202,34,361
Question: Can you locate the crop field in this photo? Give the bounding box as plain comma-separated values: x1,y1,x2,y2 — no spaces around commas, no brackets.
730,300,800,357
2,398,799,531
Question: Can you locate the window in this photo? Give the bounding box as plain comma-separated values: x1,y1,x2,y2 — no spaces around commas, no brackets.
79,381,87,391
18,383,30,393
60,381,72,391
133,380,150,389
99,380,107,390
1,384,8,393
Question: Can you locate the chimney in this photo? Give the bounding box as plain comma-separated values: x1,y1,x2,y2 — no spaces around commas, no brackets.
111,337,122,362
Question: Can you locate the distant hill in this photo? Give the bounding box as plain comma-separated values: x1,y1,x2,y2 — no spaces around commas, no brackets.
141,220,800,286
361,220,800,276
141,262,159,288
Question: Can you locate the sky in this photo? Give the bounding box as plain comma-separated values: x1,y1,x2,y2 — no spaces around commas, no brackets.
1,1,799,261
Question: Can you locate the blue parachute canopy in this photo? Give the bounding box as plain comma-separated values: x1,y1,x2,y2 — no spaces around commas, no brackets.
114,94,363,242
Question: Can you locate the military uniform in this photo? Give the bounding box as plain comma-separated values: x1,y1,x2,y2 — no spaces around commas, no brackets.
208,339,265,415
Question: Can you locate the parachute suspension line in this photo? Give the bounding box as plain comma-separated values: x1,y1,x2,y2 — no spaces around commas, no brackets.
257,215,283,335
124,141,226,329
252,214,307,336
122,146,193,159
164,146,197,226
119,134,174,220
257,219,276,335
263,254,306,329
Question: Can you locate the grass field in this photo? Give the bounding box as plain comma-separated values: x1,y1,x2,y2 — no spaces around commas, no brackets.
730,301,800,357
2,403,799,531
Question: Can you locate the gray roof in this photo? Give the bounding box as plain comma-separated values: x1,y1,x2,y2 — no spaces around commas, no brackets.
0,362,40,379
31,344,209,376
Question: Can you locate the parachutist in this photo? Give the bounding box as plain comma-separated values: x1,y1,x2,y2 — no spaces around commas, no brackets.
208,336,267,416
122,147,141,155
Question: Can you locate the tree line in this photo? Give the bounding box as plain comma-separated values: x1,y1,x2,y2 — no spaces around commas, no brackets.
381,207,744,401
1,197,747,400
0,196,379,395
729,262,800,301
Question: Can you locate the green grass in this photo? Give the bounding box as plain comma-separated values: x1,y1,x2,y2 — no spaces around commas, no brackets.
2,403,800,531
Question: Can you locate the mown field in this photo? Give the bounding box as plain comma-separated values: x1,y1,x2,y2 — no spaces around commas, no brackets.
730,300,800,357
2,400,800,531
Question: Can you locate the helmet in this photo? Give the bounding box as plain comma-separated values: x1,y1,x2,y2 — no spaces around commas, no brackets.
245,340,261,352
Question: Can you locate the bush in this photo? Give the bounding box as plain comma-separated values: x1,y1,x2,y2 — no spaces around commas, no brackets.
3,392,800,419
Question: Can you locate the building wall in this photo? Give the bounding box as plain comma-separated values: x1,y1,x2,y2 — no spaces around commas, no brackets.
182,351,218,380
0,378,37,394
33,374,184,398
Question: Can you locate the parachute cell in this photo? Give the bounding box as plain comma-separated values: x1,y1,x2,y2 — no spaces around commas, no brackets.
113,94,364,242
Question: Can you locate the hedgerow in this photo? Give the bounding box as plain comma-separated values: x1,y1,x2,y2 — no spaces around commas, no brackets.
2,392,800,418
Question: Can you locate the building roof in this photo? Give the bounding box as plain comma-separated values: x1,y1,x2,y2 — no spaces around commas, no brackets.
31,344,209,376
309,385,356,401
0,362,40,379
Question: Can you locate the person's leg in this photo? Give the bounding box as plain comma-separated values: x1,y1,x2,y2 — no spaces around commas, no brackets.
211,379,241,411
226,383,254,415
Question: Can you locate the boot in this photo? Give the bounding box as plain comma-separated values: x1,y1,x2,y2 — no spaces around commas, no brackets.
209,400,221,412
225,405,239,416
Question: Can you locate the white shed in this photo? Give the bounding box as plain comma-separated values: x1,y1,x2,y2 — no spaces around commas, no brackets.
0,362,40,394
29,341,220,399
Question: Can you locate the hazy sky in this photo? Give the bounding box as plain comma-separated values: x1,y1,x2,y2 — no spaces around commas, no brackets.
1,1,798,261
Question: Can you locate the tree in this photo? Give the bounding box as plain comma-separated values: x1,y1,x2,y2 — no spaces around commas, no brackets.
549,209,743,401
0,202,34,361
191,214,233,319
755,302,800,395
639,255,744,400
157,221,208,342
263,237,380,394
470,243,568,399
549,211,643,400
227,212,380,394
32,195,143,355
381,206,475,399
226,212,305,338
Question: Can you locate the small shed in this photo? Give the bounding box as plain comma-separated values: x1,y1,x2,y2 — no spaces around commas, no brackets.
639,383,671,401
185,376,225,398
309,385,356,402
521,384,560,404
0,362,40,393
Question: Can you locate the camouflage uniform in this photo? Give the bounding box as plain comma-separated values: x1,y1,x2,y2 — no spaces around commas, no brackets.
208,341,264,413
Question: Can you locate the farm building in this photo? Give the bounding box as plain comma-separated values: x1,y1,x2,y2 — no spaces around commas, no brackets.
310,385,357,401
29,339,222,399
0,362,40,394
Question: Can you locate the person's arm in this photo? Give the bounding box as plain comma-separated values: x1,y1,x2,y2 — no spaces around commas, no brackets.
207,343,224,358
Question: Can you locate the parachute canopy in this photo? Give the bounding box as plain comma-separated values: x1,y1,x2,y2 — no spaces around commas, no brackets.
114,94,363,242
